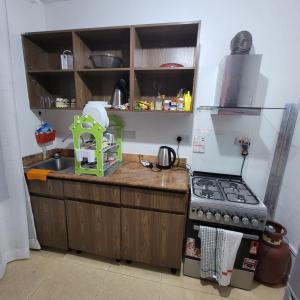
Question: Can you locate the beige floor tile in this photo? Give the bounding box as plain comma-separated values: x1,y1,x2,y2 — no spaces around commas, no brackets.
30,259,106,300
0,254,56,300
30,249,66,259
96,271,161,300
160,283,226,300
225,281,285,300
108,261,163,282
161,269,231,296
64,251,113,271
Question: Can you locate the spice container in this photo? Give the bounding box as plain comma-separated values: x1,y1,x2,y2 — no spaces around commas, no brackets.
163,99,171,111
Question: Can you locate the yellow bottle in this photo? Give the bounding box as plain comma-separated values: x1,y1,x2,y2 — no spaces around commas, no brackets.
184,91,192,111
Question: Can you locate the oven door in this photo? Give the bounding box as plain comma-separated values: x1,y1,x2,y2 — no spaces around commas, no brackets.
183,219,260,290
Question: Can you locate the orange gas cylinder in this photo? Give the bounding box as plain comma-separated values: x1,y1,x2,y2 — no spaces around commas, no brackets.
255,221,291,287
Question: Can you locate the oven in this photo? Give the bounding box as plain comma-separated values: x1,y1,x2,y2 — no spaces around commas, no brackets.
183,218,261,290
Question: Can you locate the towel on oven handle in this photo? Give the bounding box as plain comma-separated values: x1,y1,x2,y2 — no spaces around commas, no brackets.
199,226,243,286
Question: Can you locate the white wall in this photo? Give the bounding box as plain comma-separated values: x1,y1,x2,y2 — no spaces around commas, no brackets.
6,0,300,251
42,0,300,253
6,0,46,157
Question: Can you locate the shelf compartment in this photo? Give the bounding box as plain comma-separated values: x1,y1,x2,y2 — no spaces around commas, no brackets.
76,69,130,105
134,68,194,99
73,27,131,69
134,23,199,68
22,32,73,71
27,72,75,108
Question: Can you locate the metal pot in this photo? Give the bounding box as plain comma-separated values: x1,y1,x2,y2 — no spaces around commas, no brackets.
89,53,123,68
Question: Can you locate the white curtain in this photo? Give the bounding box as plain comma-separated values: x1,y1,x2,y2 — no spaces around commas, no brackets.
0,0,40,279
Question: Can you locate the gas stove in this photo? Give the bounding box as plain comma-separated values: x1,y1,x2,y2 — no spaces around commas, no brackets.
189,171,267,231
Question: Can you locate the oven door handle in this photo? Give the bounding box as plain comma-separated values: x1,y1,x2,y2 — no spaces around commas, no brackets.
193,225,259,240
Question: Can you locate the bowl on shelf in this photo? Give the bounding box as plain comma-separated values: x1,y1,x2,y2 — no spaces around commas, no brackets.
160,63,184,68
89,53,123,68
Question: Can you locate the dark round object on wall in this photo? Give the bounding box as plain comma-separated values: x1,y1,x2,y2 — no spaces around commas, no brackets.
230,31,253,55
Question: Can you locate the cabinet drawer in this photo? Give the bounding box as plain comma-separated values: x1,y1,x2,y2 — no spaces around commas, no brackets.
121,187,187,213
27,178,63,198
66,200,120,258
64,181,120,204
64,180,120,204
31,196,68,250
121,208,185,269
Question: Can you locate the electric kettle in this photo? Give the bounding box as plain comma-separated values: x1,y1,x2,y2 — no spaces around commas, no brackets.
110,78,128,107
156,146,176,169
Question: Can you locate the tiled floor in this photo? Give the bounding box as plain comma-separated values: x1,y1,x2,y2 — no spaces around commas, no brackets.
0,250,285,300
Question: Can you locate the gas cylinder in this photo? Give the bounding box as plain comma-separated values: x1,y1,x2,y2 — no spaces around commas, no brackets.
255,221,291,287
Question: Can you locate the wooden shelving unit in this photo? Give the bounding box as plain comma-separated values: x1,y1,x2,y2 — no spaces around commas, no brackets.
22,22,200,112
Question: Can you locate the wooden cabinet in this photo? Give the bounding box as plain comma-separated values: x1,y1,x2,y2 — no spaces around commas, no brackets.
64,180,120,204
22,22,200,112
121,187,187,213
31,196,68,250
27,178,63,198
65,200,120,259
28,177,188,270
121,208,185,269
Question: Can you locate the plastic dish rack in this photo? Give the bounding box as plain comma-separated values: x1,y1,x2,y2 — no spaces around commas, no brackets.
70,114,123,177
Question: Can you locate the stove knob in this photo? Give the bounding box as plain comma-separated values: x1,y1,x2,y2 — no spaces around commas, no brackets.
215,213,221,221
223,214,230,222
206,211,213,220
233,216,240,224
242,217,250,225
197,209,204,218
251,218,259,227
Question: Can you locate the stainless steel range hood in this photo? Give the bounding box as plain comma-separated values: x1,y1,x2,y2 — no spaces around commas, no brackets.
214,54,262,115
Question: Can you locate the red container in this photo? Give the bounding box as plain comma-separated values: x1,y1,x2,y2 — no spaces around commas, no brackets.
255,221,291,287
35,130,56,144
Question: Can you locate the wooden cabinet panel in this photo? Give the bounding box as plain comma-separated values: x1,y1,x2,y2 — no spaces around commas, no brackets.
64,181,120,204
31,196,68,250
121,187,187,213
121,208,185,269
27,179,63,198
65,200,120,259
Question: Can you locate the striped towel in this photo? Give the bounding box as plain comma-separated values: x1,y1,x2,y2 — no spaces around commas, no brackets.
199,226,243,286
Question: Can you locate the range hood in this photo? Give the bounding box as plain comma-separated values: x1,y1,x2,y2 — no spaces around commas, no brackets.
213,54,262,115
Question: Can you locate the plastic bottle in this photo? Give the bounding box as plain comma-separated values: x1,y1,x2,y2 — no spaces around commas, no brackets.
184,91,192,112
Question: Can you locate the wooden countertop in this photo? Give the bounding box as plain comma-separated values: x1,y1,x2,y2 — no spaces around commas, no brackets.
24,150,189,193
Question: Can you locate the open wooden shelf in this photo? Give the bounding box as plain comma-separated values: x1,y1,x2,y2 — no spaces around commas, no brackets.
22,22,200,112
22,31,73,71
76,69,129,107
77,68,130,73
27,72,76,108
134,67,195,71
133,68,194,98
28,70,74,74
73,27,131,69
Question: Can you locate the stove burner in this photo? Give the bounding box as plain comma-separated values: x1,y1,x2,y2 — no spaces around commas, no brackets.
194,178,216,188
193,188,223,200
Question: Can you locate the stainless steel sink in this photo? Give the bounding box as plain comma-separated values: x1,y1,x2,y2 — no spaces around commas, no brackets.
30,157,74,172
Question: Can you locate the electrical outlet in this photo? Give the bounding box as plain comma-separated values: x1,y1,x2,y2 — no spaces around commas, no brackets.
123,130,136,139
176,135,190,144
235,137,251,156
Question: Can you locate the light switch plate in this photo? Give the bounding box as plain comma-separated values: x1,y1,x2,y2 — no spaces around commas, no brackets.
193,135,205,153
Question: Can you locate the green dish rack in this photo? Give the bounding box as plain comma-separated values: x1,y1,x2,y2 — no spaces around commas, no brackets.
70,114,124,177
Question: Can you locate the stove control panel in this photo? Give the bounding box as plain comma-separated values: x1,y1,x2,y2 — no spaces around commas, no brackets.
191,206,266,231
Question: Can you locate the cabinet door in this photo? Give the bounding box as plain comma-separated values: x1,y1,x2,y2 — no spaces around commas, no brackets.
27,179,63,198
31,196,68,250
121,208,185,269
121,187,187,213
65,200,120,259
